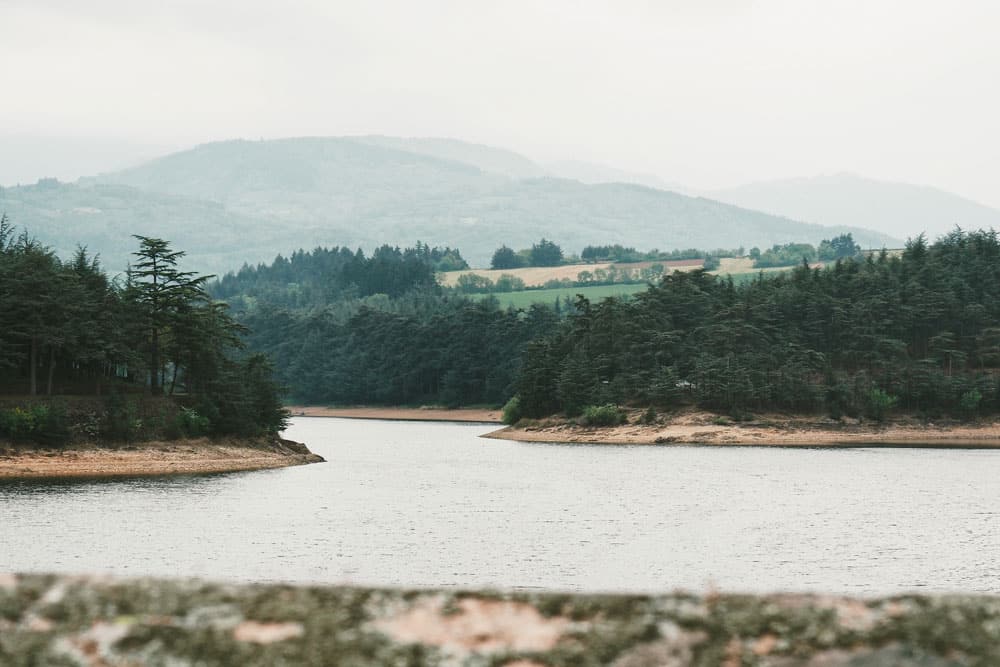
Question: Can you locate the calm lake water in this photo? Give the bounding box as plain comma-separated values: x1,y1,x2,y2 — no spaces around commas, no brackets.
2,417,999,594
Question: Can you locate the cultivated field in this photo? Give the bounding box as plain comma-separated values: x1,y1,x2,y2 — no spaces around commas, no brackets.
439,258,704,288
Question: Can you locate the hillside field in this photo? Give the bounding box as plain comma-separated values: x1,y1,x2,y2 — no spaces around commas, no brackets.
472,258,813,308
440,258,704,287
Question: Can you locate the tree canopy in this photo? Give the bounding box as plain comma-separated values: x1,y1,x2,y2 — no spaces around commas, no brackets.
0,220,288,439
514,229,1000,422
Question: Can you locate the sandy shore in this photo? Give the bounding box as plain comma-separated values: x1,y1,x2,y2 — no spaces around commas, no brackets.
289,405,503,423
0,438,324,480
486,409,1000,448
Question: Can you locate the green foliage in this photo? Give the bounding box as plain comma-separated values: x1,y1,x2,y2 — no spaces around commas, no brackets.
102,393,143,442
865,388,898,422
243,298,559,409
175,407,211,438
0,404,70,446
959,389,983,418
581,404,627,427
580,244,740,264
455,273,494,294
641,406,657,424
210,243,445,311
0,227,291,441
529,238,564,267
514,230,1000,421
501,395,523,425
817,233,861,260
493,274,526,292
472,283,649,309
753,242,817,268
490,245,525,270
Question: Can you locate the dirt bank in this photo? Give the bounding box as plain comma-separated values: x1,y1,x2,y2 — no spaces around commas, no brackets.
289,405,503,423
0,438,324,480
487,409,1000,448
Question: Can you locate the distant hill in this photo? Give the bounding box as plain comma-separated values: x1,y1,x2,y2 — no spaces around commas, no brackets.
352,135,548,179
705,173,1000,243
544,159,689,193
2,137,898,273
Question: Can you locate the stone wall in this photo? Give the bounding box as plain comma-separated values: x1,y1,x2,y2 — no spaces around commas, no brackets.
1,574,997,666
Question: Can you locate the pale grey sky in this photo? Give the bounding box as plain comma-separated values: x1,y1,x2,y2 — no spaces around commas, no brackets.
2,0,998,206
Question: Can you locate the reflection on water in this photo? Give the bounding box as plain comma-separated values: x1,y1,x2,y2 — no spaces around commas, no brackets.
2,417,999,594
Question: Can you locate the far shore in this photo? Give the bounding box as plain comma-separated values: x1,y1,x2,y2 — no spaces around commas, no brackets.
0,438,324,480
486,409,1000,448
288,405,503,423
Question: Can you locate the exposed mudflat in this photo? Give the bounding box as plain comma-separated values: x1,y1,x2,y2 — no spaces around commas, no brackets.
489,409,1000,448
0,438,323,479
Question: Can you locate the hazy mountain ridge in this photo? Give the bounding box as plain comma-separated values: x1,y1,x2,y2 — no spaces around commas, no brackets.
4,137,900,273
704,172,1000,242
544,159,689,193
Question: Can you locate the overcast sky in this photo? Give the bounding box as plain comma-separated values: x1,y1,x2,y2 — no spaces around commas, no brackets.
2,0,998,206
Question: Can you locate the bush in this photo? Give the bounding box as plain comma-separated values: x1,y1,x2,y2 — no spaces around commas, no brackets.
502,395,523,425
0,404,71,446
641,406,657,425
866,388,898,422
959,389,983,419
581,404,626,427
102,393,142,442
175,407,211,438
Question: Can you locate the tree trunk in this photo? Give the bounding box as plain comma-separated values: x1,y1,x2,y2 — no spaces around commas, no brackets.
46,346,56,396
29,337,38,396
169,363,179,396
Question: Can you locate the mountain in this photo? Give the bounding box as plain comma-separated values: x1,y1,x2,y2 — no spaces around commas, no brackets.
704,173,1000,243
2,137,898,273
352,135,548,179
544,160,689,193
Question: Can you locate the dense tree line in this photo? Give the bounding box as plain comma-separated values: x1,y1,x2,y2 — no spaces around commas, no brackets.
241,297,559,406
750,233,862,268
490,239,564,269
0,216,287,441
211,242,465,310
580,244,742,264
516,229,1000,422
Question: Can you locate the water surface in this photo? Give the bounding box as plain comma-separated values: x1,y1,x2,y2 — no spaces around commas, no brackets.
2,417,998,594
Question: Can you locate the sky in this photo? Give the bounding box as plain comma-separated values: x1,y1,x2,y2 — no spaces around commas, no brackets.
1,0,998,207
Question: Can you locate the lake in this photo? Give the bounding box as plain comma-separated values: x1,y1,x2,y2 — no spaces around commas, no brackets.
2,417,999,594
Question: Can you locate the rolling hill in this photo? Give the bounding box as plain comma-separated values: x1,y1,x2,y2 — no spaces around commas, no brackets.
2,137,899,274
704,173,1000,243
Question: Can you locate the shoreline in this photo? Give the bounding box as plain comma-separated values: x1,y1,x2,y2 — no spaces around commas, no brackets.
288,405,503,423
487,409,1000,448
0,437,324,480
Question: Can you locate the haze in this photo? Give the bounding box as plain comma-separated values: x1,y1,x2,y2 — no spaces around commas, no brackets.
2,0,998,208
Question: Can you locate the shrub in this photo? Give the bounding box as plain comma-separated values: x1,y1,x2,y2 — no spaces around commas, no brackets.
501,395,523,425
641,406,657,425
102,393,142,442
959,389,983,419
175,407,211,438
0,404,71,446
866,388,898,422
581,404,626,427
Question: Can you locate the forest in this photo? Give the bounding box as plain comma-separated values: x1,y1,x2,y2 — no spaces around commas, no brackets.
210,241,563,406
0,216,287,444
515,229,1000,422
